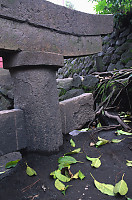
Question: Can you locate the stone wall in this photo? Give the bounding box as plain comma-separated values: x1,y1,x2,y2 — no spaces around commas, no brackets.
57,13,132,79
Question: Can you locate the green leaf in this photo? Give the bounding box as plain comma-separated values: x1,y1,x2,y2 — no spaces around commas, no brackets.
126,163,132,167
123,120,131,123
26,163,37,176
0,171,5,174
5,159,20,169
58,155,83,170
97,122,102,128
61,185,71,195
72,172,79,179
126,160,132,167
70,139,75,147
58,156,82,165
55,179,71,195
78,170,85,180
86,156,101,168
79,128,89,132
95,137,110,147
64,148,81,156
90,173,115,196
113,174,128,195
116,130,132,136
50,171,57,179
55,170,71,182
58,163,71,170
127,198,132,200
111,138,125,143
55,179,65,191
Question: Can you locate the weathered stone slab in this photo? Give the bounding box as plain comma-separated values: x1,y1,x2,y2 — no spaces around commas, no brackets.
10,67,63,152
0,152,22,180
0,0,113,36
57,78,73,90
59,93,95,134
0,109,27,155
4,51,64,69
0,18,102,58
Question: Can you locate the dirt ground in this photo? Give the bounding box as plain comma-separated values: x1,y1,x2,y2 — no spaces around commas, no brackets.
0,130,132,200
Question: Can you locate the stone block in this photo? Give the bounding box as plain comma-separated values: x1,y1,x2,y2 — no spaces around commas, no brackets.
57,78,73,90
0,17,102,57
82,75,99,90
59,89,84,101
4,51,64,69
59,93,95,134
0,109,27,155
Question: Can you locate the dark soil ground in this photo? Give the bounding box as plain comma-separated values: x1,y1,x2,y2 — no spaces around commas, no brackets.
0,130,132,200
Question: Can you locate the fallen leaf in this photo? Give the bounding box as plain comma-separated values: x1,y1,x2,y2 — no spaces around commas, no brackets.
111,138,125,143
79,128,89,132
55,179,65,191
86,156,101,168
126,160,132,167
113,174,128,196
97,122,102,128
90,173,115,196
64,148,81,156
0,171,5,174
5,159,20,169
123,120,131,123
58,163,71,170
70,139,75,147
55,170,71,182
116,130,132,136
26,163,37,176
55,179,71,195
95,137,110,147
50,171,57,179
58,156,83,165
72,172,79,179
78,170,85,180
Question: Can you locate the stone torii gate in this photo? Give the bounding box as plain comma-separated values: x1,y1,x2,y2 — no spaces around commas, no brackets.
0,0,113,152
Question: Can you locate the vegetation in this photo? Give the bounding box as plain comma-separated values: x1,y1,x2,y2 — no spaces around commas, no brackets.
65,0,74,9
88,0,131,14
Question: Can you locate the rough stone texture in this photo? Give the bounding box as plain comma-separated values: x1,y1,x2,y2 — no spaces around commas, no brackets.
0,152,22,180
0,68,12,89
4,51,64,69
57,78,73,90
0,68,14,110
82,75,99,90
0,109,27,155
59,93,95,134
59,89,84,101
57,15,131,78
72,74,82,88
0,18,102,57
0,0,113,36
10,67,63,152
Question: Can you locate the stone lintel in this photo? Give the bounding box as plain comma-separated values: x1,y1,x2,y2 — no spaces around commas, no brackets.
0,0,113,36
0,109,27,155
3,51,64,69
0,17,102,58
59,93,95,134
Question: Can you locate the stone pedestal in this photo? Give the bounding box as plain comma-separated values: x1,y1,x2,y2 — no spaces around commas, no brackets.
5,51,64,152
